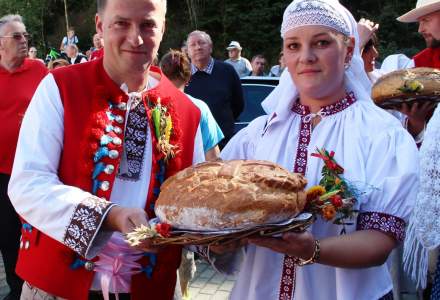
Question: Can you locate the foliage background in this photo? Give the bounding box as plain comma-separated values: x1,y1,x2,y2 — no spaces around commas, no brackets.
0,0,426,66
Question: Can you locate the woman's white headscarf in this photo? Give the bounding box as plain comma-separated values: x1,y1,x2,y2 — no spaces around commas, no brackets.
261,0,372,118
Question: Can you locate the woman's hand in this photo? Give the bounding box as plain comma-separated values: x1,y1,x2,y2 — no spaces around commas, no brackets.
249,230,397,268
248,231,315,260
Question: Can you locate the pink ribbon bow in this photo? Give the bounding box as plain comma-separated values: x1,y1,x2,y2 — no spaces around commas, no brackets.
94,235,144,300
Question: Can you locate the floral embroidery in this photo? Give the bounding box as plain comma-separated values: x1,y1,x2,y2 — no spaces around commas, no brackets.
278,92,357,300
118,97,149,181
357,212,406,242
63,197,114,257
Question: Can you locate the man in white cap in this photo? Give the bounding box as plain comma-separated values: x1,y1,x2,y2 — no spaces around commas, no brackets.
224,41,252,78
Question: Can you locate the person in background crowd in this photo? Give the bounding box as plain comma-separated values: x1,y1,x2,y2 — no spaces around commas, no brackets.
28,46,44,64
208,1,419,299
47,58,69,70
0,14,48,300
249,54,267,76
185,30,244,148
90,33,104,61
358,16,435,146
160,48,224,299
65,44,87,64
360,32,380,82
161,49,223,161
398,0,440,297
181,40,189,58
59,27,79,52
7,0,204,299
269,51,286,77
224,41,252,78
360,2,439,144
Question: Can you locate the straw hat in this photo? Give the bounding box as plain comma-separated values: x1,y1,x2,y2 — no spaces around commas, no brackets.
398,0,440,23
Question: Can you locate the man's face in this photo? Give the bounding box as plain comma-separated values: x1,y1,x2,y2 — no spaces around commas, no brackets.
93,34,103,49
228,48,239,59
0,21,28,63
418,11,440,48
96,0,166,78
28,47,37,59
66,45,77,58
187,33,212,64
251,57,266,75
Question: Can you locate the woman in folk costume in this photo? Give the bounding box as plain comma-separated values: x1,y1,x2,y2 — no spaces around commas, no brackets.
217,0,419,299
404,105,440,298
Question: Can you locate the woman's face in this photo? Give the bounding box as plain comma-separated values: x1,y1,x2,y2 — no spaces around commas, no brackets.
283,25,353,100
361,45,378,73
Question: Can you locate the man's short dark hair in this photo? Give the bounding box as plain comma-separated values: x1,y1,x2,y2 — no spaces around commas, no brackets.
251,54,266,62
97,0,166,14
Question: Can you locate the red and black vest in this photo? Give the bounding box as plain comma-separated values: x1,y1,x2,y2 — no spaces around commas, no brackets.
15,59,201,300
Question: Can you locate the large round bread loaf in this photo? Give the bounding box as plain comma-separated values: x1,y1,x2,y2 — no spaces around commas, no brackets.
372,67,440,106
155,160,308,231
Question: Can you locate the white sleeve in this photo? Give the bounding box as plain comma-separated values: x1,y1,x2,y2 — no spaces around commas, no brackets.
362,127,419,220
357,126,419,242
193,125,205,164
8,74,114,258
380,54,415,74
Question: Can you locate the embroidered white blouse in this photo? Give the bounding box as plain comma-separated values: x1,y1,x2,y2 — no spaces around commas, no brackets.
220,93,419,300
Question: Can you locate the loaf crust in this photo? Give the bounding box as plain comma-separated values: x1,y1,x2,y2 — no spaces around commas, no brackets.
372,67,440,104
155,160,308,231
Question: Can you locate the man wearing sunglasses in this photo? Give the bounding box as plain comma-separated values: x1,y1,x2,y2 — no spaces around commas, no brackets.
0,14,47,300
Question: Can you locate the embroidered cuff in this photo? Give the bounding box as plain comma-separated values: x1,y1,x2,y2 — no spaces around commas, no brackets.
356,212,406,242
63,196,116,257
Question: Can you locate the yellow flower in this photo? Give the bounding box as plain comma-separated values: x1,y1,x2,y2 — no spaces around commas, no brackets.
306,185,326,202
165,115,172,143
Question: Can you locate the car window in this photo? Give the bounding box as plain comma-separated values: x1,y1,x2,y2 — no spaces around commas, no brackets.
238,84,275,122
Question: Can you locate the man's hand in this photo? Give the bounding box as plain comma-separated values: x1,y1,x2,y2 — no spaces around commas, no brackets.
248,231,315,260
357,18,379,51
398,102,435,137
104,206,148,233
104,206,161,252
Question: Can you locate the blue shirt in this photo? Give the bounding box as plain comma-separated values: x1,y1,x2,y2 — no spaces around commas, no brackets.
186,94,224,152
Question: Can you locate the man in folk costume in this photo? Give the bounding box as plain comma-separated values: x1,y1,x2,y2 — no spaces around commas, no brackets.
7,0,204,299
208,0,419,299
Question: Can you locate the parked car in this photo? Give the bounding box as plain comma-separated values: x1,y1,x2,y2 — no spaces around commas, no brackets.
235,76,280,133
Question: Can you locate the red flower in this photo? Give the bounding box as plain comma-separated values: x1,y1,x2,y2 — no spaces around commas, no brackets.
330,195,343,208
155,223,171,237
